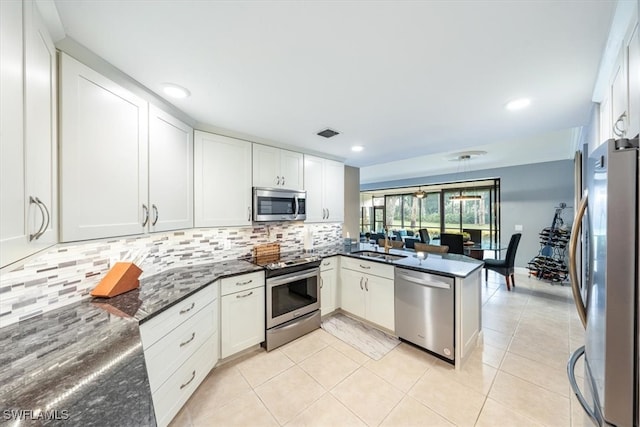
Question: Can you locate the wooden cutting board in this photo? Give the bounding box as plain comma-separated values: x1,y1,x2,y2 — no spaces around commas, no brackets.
254,242,280,264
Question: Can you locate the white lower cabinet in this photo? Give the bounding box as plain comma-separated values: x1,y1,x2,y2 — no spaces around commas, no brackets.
140,283,218,427
339,257,395,331
320,257,338,316
220,271,266,359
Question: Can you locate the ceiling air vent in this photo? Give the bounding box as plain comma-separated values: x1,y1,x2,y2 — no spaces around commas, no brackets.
317,128,339,138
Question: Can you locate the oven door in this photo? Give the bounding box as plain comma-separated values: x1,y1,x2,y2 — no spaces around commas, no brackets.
253,188,306,221
266,267,320,329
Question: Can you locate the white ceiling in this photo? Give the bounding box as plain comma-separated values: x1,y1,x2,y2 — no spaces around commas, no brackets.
51,0,616,182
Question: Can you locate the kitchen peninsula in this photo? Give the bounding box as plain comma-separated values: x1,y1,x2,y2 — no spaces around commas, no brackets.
0,244,483,426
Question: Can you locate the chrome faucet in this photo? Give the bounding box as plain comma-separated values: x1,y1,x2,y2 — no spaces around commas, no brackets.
383,227,393,253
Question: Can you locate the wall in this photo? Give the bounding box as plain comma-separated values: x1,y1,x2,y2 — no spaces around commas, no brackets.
0,222,342,328
360,160,575,269
343,166,361,240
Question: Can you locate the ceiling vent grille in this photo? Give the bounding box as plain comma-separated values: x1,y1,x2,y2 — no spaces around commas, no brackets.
317,128,339,138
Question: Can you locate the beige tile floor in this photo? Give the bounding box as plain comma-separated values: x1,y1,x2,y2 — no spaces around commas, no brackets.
171,270,586,427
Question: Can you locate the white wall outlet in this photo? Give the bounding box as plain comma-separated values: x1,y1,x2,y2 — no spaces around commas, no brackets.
515,224,523,231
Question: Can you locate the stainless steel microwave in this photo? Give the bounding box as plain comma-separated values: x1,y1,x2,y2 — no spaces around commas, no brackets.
253,187,306,222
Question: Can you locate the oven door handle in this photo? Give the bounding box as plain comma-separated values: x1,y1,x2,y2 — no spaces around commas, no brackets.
267,268,319,286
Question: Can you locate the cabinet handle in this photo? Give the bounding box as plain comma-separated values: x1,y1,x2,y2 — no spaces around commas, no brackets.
179,370,196,390
322,208,326,219
613,114,626,137
180,302,195,315
359,264,371,269
360,277,363,290
236,291,254,298
276,176,281,185
320,277,324,289
38,198,50,240
365,278,369,292
236,279,253,286
179,332,196,348
152,204,159,226
28,196,46,241
326,208,330,219
281,176,285,186
323,261,330,266
142,204,149,227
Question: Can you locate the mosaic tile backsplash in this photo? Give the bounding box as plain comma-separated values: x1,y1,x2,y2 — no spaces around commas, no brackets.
0,222,342,328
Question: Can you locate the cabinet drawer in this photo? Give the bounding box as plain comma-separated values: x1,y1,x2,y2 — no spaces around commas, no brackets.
320,256,337,271
152,332,218,427
140,283,217,349
220,271,264,296
145,300,217,393
340,256,394,280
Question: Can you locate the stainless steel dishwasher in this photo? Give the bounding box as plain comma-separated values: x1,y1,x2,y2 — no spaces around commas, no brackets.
394,268,454,361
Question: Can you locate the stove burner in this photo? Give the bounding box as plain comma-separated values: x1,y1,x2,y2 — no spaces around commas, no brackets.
251,250,321,277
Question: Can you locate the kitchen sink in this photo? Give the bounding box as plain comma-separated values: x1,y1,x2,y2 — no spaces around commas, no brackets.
353,251,407,261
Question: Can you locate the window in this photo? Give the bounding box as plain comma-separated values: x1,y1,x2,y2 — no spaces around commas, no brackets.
360,179,500,244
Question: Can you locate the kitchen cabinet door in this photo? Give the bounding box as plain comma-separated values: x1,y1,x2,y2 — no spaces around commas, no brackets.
194,131,252,227
252,144,281,188
0,0,27,266
149,106,193,232
320,266,337,316
1,0,57,267
627,23,639,138
220,286,265,358
323,159,344,222
365,275,395,332
303,155,324,222
60,53,148,242
610,50,628,138
339,268,366,319
280,149,304,190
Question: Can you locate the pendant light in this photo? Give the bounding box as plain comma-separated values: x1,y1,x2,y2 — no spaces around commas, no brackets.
449,154,482,201
414,187,425,199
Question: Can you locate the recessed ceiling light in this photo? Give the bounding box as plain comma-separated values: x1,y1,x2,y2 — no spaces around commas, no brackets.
162,83,191,99
351,145,364,152
505,98,530,111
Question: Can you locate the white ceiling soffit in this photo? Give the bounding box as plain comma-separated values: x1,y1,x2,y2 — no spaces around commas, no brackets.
52,0,616,169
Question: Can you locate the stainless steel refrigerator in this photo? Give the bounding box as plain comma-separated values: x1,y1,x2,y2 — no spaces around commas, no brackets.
568,137,639,426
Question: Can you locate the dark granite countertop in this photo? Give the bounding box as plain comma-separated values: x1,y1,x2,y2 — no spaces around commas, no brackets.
0,249,481,426
0,258,261,426
306,243,484,278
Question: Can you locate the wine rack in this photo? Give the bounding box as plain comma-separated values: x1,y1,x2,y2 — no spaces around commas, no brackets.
527,227,570,283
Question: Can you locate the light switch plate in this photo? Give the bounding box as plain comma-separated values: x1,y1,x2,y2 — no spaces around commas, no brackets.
515,224,523,231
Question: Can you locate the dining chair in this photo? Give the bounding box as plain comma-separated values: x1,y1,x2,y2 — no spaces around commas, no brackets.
404,237,420,249
483,233,522,291
418,229,430,244
377,239,405,249
439,233,464,254
414,242,449,253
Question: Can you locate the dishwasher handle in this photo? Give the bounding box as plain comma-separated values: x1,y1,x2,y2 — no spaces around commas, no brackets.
396,271,451,290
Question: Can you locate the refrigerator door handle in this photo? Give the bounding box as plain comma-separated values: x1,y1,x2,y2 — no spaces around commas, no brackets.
567,346,599,425
569,194,588,329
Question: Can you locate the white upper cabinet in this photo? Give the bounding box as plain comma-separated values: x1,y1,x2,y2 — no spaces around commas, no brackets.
252,144,303,190
601,14,639,142
60,53,149,242
627,22,639,138
194,131,252,227
1,0,57,267
304,155,344,223
148,106,193,232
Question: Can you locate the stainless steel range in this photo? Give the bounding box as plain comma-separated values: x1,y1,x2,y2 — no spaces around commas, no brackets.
252,251,322,351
